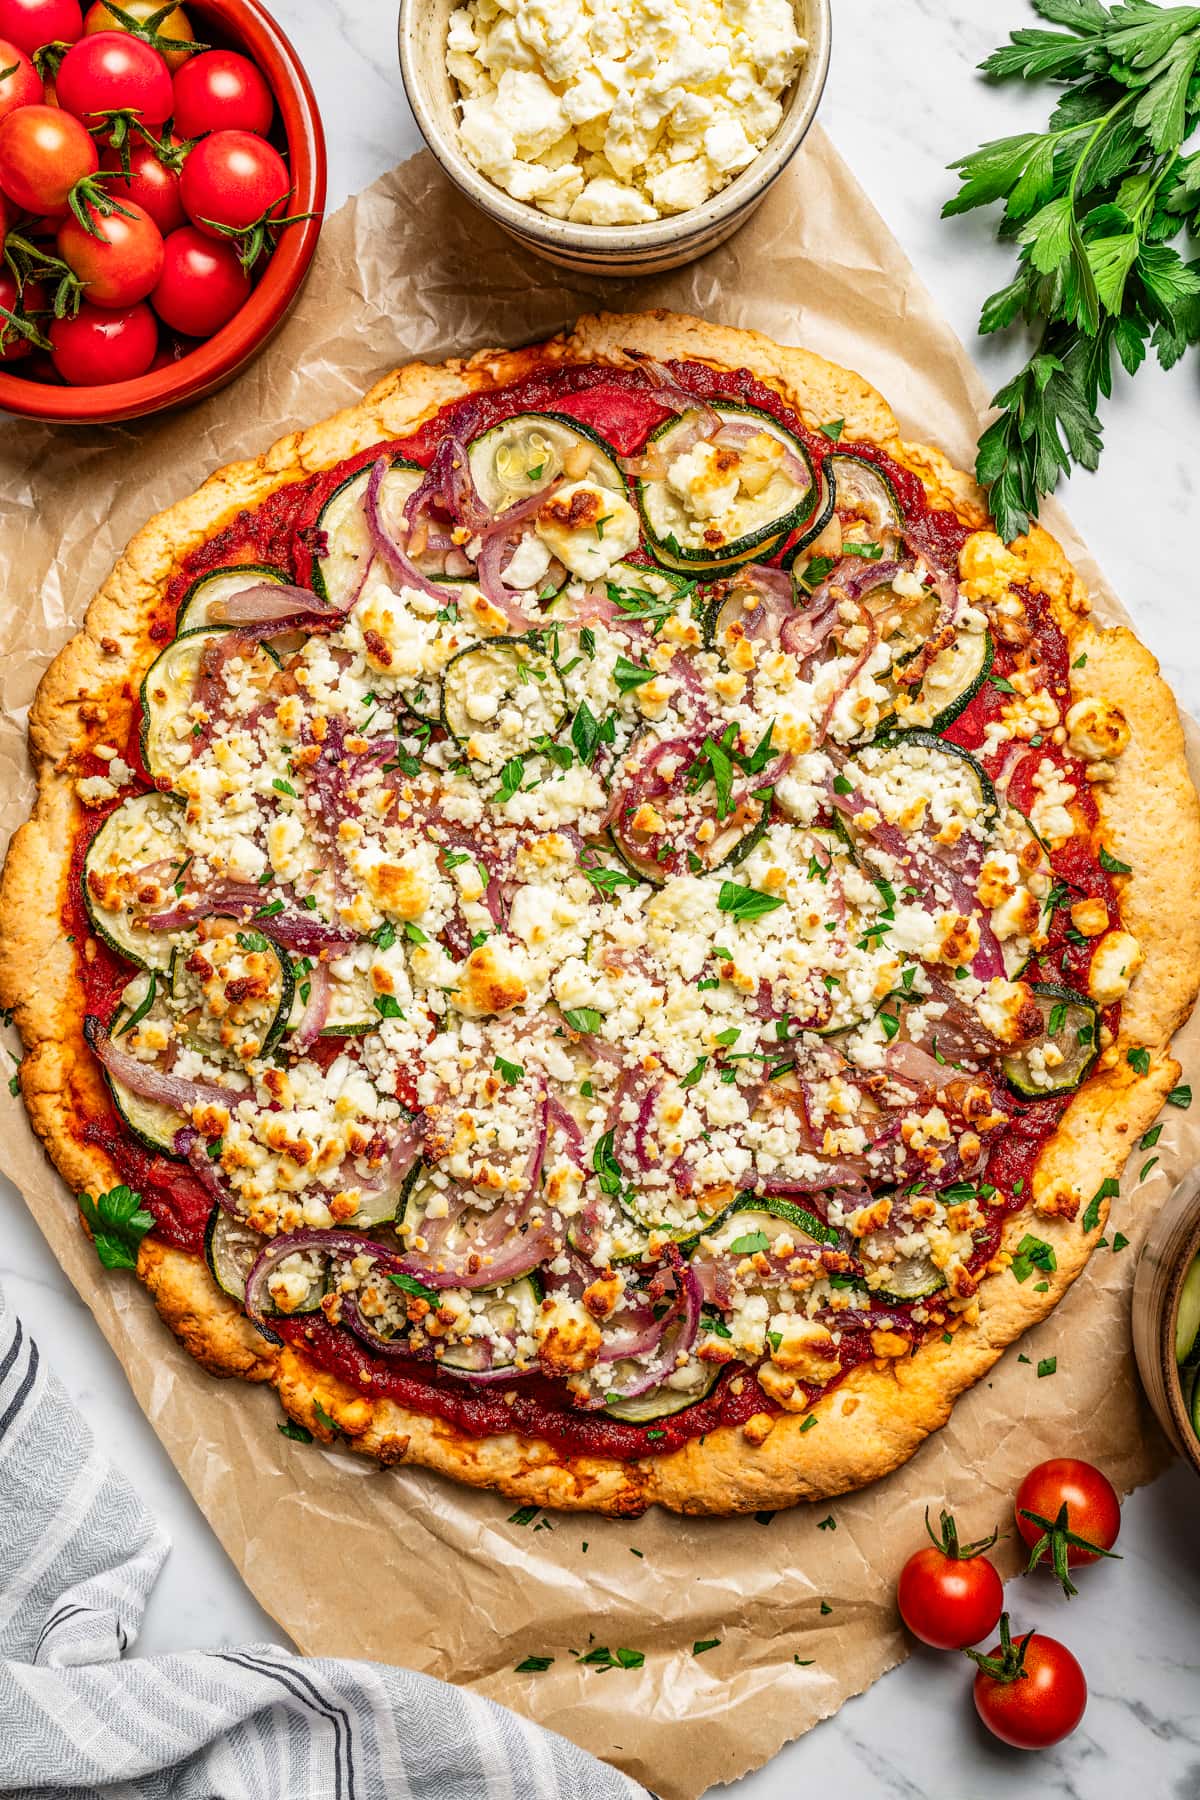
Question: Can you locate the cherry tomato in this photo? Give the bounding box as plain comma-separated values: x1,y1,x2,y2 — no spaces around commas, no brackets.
896,1509,1004,1650
180,128,288,238
1014,1458,1121,1596
58,197,163,306
171,47,272,138
49,295,156,383
151,224,248,336
0,269,46,361
0,37,41,122
100,136,184,233
56,30,171,132
83,0,194,72
0,103,96,213
0,0,82,54
971,1615,1087,1750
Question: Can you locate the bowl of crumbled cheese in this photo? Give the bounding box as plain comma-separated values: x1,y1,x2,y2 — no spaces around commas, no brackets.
398,0,831,275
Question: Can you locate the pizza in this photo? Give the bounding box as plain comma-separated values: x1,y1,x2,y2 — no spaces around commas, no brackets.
4,311,1199,1517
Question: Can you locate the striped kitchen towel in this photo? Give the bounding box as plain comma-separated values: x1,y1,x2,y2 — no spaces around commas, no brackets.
0,1285,649,1799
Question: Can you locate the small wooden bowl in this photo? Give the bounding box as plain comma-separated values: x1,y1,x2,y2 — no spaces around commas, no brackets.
0,0,326,426
398,0,832,277
1131,1167,1200,1474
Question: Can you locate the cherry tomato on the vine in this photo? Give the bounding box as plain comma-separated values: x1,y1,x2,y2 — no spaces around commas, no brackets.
0,270,46,361
0,37,41,122
150,224,248,335
1015,1459,1121,1597
179,129,289,240
100,136,185,233
970,1614,1087,1750
0,0,82,55
897,1509,1004,1651
58,197,163,306
172,47,272,138
48,295,156,383
83,0,194,72
0,102,96,213
56,29,171,132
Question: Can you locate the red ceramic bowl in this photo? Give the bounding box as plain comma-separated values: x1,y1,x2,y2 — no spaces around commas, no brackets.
0,0,326,425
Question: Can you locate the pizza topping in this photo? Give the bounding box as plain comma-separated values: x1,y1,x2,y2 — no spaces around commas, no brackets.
73,355,1135,1452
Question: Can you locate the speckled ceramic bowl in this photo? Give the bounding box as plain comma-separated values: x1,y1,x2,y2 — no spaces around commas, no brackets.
1132,1166,1200,1476
397,0,832,276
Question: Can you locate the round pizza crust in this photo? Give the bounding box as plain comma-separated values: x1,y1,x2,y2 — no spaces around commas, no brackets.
3,309,1198,1516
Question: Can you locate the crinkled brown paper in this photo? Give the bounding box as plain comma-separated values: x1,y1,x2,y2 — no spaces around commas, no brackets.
1,129,1196,1799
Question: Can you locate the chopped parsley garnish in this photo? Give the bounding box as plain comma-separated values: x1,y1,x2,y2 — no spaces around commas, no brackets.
508,1506,539,1526
717,880,784,922
516,1655,554,1672
728,1230,770,1255
1081,1175,1119,1233
491,757,526,804
842,540,883,560
372,920,397,951
820,418,845,441
494,1055,524,1085
613,654,655,693
579,851,640,896
680,1056,708,1089
1010,1233,1057,1283
592,1129,622,1197
571,701,615,767
797,554,837,591
1037,1357,1057,1379
1098,845,1132,875
1168,1084,1192,1108
373,995,404,1019
386,1270,439,1302
816,1515,836,1531
563,1006,603,1034
271,778,297,798
1127,1046,1151,1076
693,1638,721,1655
277,1418,313,1444
577,1646,645,1671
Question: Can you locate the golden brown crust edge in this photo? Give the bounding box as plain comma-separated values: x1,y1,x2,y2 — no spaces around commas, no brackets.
3,307,1198,1517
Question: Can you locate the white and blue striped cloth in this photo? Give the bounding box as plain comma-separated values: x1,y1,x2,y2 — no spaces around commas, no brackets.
0,1286,650,1799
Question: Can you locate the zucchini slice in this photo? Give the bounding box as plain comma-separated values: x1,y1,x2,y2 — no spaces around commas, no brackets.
162,924,295,1065
844,730,998,840
1175,1253,1200,1365
880,630,993,736
175,564,289,634
140,626,276,791
400,1162,552,1284
704,1194,840,1253
311,457,423,606
1001,982,1100,1099
467,412,624,514
440,634,567,760
602,1362,721,1424
105,969,187,1156
779,462,835,567
439,1275,542,1374
827,453,904,540
82,791,185,971
204,1205,266,1304
637,404,817,572
863,1239,947,1303
614,1188,736,1258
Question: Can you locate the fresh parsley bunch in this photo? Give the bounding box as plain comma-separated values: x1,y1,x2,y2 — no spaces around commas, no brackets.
946,0,1200,542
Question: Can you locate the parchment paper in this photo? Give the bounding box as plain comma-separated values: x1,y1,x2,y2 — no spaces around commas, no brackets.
1,129,1195,1799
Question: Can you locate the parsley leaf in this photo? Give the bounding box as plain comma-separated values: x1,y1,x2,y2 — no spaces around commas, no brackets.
494,1054,524,1085
613,654,655,693
77,1185,154,1271
717,880,785,922
1099,845,1133,875
562,1006,603,1034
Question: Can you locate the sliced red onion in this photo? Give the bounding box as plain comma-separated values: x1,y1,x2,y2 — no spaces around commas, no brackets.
817,600,879,743
403,433,492,536
207,582,333,626
243,1227,410,1331
364,459,450,605
474,531,539,631
585,1248,701,1404
291,959,331,1052
85,1017,247,1117
629,354,721,437
713,417,813,493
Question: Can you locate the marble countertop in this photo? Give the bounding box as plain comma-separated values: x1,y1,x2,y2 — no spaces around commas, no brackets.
5,1,1200,1794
